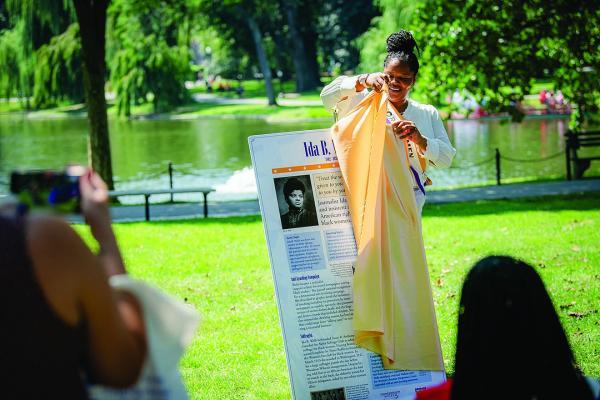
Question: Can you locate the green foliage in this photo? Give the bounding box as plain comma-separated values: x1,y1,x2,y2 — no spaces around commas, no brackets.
5,0,75,50
318,0,380,74
32,23,83,108
195,1,278,73
417,0,599,126
0,22,33,103
2,0,195,114
107,0,192,116
0,1,79,108
193,26,251,78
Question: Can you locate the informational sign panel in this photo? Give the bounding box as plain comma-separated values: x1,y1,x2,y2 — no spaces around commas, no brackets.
249,130,445,400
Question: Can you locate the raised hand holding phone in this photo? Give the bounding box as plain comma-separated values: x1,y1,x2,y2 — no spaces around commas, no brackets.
79,169,126,276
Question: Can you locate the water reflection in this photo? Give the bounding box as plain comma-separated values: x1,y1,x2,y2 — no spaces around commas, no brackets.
0,114,596,201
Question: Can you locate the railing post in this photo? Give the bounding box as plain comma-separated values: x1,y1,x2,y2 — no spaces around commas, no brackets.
168,162,174,202
495,148,501,186
202,191,209,218
565,131,572,180
144,194,150,221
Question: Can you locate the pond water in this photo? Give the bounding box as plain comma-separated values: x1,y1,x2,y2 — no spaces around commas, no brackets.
0,114,597,202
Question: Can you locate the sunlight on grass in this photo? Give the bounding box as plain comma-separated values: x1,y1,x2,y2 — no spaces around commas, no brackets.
74,194,600,399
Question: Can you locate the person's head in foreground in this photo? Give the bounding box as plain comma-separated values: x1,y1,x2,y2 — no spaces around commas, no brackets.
283,177,306,211
452,255,593,400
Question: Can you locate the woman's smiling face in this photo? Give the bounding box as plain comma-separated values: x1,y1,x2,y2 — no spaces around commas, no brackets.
383,58,415,105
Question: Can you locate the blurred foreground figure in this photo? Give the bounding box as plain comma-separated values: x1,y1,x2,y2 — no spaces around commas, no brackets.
0,170,146,398
417,256,596,400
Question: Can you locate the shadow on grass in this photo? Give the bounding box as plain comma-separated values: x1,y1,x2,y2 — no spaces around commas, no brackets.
424,192,600,218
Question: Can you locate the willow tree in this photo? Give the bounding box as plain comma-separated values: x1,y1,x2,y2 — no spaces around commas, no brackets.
32,23,84,108
0,22,33,106
0,8,36,108
3,0,114,187
107,0,192,116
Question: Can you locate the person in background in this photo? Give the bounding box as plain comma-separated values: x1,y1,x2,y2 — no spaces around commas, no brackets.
555,90,567,113
416,256,597,400
0,170,146,398
539,89,547,106
546,90,556,113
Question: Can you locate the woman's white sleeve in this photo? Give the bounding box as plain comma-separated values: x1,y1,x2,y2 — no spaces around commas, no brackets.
320,76,365,118
423,107,456,168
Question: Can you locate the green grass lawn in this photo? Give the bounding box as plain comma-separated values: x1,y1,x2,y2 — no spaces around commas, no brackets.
189,78,331,101
75,193,600,399
172,102,331,121
0,100,26,113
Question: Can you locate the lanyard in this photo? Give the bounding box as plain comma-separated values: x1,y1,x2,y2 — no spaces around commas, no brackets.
386,104,428,195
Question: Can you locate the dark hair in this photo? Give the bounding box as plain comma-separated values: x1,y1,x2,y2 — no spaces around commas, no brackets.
283,177,306,198
452,256,593,400
384,30,420,74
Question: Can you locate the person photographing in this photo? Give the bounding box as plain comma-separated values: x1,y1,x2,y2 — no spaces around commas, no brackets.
0,168,146,397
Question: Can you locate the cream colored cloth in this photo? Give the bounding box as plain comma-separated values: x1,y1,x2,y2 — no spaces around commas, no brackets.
331,89,444,371
89,276,200,399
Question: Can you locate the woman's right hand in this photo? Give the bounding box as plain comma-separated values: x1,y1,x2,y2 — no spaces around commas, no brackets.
365,72,389,92
80,168,126,276
79,169,113,245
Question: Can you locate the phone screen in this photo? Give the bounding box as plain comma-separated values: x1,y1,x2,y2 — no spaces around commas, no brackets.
10,169,81,214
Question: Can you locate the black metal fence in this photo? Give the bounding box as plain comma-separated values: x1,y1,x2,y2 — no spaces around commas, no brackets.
446,148,566,186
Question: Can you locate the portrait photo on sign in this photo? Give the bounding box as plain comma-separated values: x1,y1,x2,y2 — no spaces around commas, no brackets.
274,175,319,229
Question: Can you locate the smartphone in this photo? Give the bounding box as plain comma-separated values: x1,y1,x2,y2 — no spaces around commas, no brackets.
10,167,84,214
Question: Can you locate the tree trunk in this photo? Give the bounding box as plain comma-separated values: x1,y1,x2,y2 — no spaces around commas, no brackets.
73,0,114,189
285,3,311,92
301,28,321,90
286,1,320,92
246,15,277,106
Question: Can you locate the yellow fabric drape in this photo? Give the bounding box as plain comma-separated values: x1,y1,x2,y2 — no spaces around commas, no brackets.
331,90,444,371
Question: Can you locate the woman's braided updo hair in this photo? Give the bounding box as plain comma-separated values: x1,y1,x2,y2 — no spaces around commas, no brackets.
384,30,420,74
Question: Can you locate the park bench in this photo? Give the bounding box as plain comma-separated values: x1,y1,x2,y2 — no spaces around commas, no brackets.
565,130,600,179
109,187,214,221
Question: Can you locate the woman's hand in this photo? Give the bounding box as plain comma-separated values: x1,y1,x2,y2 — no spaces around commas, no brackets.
79,169,113,245
80,168,126,276
357,72,389,92
391,120,428,150
365,72,389,92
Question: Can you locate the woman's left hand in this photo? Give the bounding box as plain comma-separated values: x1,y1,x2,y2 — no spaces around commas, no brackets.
391,120,428,150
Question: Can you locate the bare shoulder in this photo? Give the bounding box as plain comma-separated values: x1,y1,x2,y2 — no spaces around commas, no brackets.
27,214,77,244
26,215,95,267
26,215,99,325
